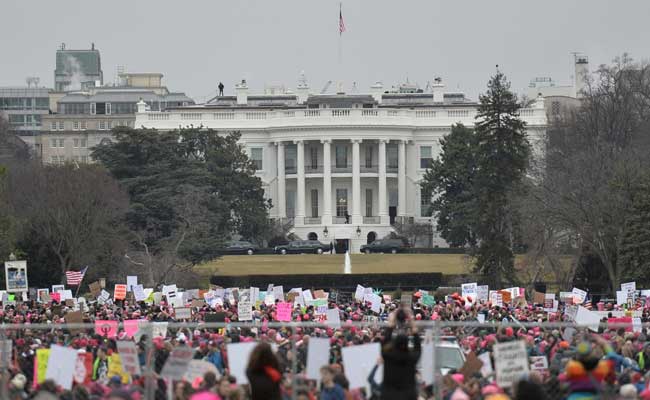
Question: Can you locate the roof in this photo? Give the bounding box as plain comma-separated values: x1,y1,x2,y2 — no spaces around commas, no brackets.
0,87,50,97
55,50,101,76
305,94,376,108
58,90,193,104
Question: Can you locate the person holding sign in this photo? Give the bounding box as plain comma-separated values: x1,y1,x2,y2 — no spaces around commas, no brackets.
246,342,282,400
381,307,421,400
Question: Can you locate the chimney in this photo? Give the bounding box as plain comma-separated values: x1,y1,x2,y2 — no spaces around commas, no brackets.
296,71,309,104
574,55,589,98
236,79,249,105
432,77,445,103
370,82,384,104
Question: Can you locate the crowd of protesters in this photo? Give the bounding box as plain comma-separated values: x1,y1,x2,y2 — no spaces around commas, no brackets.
2,287,650,400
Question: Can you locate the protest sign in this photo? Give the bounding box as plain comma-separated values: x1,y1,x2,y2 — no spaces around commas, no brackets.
175,307,192,320
342,343,383,393
621,282,636,293
478,351,493,378
0,340,11,369
460,351,484,379
493,340,529,388
4,260,28,292
419,330,434,385
313,298,328,315
264,293,275,306
314,289,327,299
161,345,193,380
73,353,93,385
354,285,365,302
276,302,292,321
107,354,128,383
272,285,284,301
238,299,252,321
302,289,314,302
499,290,512,304
52,284,64,293
462,283,478,302
89,281,102,297
64,311,83,335
152,322,168,337
114,284,127,301
400,294,412,308
616,291,627,306
116,341,141,376
529,356,549,373
227,342,257,384
123,320,141,338
35,349,50,386
575,306,600,332
133,285,146,302
37,289,49,303
306,337,331,382
184,360,220,383
422,295,435,306
126,276,138,291
477,313,486,323
60,290,73,301
477,285,489,302
95,320,118,338
571,287,587,304
559,292,573,303
533,290,546,304
45,345,77,390
325,308,341,328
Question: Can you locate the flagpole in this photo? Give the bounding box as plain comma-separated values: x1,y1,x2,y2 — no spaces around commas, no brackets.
338,2,343,93
73,266,88,298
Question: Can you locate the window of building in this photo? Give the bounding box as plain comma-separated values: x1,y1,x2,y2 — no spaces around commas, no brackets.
50,138,57,148
420,187,432,217
50,122,57,131
551,101,560,116
286,190,296,218
309,146,318,170
285,145,296,172
366,189,373,216
80,138,87,148
311,189,319,217
73,139,79,148
50,155,59,164
32,115,42,126
58,138,64,148
387,144,398,169
99,121,106,130
420,146,433,169
8,115,24,125
90,103,96,115
58,121,64,130
107,121,112,130
95,102,106,115
73,121,79,131
335,145,348,168
336,189,348,217
80,121,87,130
365,146,373,168
105,103,111,115
250,147,263,170
35,98,49,110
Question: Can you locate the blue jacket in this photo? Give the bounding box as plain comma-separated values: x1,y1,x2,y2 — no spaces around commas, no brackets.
207,350,224,374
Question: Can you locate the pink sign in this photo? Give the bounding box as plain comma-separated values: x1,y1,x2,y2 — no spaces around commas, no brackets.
94,320,118,338
123,320,141,338
50,292,61,303
276,302,292,322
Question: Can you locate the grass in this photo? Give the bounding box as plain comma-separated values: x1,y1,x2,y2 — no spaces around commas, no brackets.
195,254,474,277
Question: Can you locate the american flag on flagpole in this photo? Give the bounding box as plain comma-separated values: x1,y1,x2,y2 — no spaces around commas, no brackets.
339,3,346,35
66,266,88,286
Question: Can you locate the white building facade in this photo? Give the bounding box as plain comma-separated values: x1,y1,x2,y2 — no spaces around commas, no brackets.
135,81,546,253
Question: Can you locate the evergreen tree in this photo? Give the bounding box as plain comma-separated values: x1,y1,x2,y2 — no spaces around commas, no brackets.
420,123,478,247
472,70,531,285
618,180,650,282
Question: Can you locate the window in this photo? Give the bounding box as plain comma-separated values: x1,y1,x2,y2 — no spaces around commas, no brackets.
420,187,432,217
365,146,373,168
551,101,560,116
99,121,106,130
105,103,111,115
80,121,87,130
387,144,398,169
311,189,319,217
286,190,296,218
80,138,87,148
73,121,79,131
309,146,318,170
95,102,106,115
366,189,373,217
73,139,79,148
420,146,433,169
8,115,24,125
335,145,347,168
50,122,57,131
336,189,348,217
58,139,64,148
90,103,96,115
50,155,59,164
107,121,112,130
250,147,263,170
285,145,296,172
50,138,57,148
58,121,64,130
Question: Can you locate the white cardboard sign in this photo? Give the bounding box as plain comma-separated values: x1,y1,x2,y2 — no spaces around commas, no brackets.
493,340,529,388
306,338,331,382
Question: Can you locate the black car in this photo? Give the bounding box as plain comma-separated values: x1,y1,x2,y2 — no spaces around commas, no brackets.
274,240,331,255
221,240,260,255
360,239,406,254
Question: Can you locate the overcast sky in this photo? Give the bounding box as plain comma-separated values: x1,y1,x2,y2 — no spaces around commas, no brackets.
2,1,649,102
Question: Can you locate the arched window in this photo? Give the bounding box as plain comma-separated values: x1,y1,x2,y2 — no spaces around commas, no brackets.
367,231,377,244
308,232,318,241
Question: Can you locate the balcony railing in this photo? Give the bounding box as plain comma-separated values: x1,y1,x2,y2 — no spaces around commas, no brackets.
305,164,323,173
387,165,398,173
363,216,380,224
360,164,378,173
285,165,297,174
304,217,322,225
333,216,349,224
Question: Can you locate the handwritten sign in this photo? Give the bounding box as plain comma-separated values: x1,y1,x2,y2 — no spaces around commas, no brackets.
493,341,529,388
276,302,292,321
114,284,127,301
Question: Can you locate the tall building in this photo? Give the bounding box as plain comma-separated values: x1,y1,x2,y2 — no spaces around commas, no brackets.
37,73,193,164
0,82,51,153
136,78,547,252
54,43,103,92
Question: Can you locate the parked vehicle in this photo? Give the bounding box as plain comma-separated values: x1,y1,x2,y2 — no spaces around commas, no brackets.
360,239,406,254
274,240,331,255
221,240,259,255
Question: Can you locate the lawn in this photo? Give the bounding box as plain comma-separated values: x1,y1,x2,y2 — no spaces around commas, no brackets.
195,254,474,277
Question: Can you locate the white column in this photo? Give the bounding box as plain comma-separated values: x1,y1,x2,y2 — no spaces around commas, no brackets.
276,141,286,219
352,139,362,225
295,140,305,225
321,139,332,226
398,139,407,217
378,139,388,224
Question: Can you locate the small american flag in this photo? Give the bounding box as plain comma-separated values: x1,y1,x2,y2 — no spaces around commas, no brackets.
339,4,346,35
65,266,88,286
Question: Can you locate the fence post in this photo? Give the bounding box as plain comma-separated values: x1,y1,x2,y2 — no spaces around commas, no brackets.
291,324,298,400
143,322,156,400
433,320,441,400
0,327,8,400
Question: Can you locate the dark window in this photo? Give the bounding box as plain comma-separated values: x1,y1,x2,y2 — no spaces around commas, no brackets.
95,102,106,115
311,189,319,217
335,145,347,168
420,146,433,169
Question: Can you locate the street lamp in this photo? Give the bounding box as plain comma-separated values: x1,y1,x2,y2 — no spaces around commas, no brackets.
356,226,361,237
323,226,329,238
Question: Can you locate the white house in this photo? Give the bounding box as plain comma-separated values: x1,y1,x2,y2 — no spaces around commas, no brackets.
135,78,546,253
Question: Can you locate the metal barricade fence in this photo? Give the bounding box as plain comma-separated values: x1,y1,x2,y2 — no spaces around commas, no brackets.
0,320,641,399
